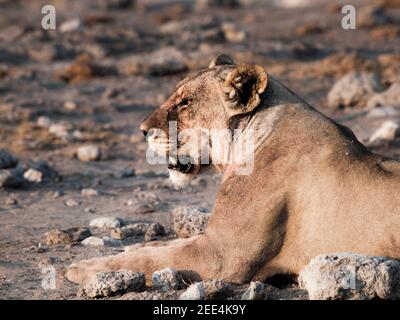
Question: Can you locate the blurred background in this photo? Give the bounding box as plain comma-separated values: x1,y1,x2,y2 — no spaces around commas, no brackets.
1,0,400,299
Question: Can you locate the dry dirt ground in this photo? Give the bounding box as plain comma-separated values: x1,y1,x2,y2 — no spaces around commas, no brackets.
1,0,400,299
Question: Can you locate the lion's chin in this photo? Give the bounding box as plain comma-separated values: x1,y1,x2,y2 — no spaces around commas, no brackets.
168,169,192,189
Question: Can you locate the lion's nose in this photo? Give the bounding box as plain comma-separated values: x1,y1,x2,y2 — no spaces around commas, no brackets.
139,123,148,137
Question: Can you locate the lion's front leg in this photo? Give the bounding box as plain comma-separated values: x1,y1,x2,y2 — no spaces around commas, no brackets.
65,236,219,285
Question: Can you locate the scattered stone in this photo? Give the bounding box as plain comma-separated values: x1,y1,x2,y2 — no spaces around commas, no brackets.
63,101,78,111
179,282,206,300
77,145,101,162
299,253,400,300
85,207,96,213
203,280,233,300
358,5,391,29
81,236,122,247
119,47,187,76
221,22,246,43
117,167,136,179
144,223,165,242
152,268,184,292
275,0,312,8
172,206,211,238
133,203,155,214
367,83,400,109
43,228,91,245
369,121,400,144
90,217,121,229
6,197,18,206
59,19,83,33
36,116,52,128
49,123,71,140
110,223,149,240
327,72,383,109
24,168,43,183
81,236,104,246
79,271,145,298
66,199,80,207
52,189,64,198
81,188,99,197
29,160,60,181
0,149,18,169
241,281,265,300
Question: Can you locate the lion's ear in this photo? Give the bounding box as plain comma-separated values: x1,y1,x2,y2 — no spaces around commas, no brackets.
223,64,267,114
209,54,235,69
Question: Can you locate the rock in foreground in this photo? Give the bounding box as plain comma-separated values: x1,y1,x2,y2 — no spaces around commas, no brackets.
327,72,382,109
152,268,184,292
172,206,211,238
79,271,145,298
0,149,18,169
299,253,400,300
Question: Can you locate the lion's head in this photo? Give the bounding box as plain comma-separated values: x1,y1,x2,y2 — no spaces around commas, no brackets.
140,54,268,187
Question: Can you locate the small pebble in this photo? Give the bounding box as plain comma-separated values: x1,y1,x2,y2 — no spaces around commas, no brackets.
81,188,99,197
90,217,121,229
24,168,43,183
66,199,80,207
77,145,101,162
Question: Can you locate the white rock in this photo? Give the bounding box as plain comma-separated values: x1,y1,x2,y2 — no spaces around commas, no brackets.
299,253,400,300
81,236,122,247
275,0,312,8
81,236,104,246
179,283,205,300
63,101,77,111
327,72,383,109
369,121,400,144
152,268,183,292
81,188,99,197
24,168,43,183
77,145,101,162
367,83,400,109
80,271,145,298
89,217,121,229
59,19,82,33
65,199,80,207
241,281,265,300
49,123,71,140
36,116,52,128
222,22,246,43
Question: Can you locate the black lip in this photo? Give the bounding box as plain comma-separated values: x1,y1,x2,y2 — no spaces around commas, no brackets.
168,160,193,174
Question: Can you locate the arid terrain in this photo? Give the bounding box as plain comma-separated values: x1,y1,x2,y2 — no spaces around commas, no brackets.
1,0,400,299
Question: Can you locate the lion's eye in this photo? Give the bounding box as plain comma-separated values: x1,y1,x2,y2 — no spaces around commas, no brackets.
177,98,190,110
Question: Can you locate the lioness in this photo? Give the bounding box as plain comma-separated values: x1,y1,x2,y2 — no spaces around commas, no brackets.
66,54,400,285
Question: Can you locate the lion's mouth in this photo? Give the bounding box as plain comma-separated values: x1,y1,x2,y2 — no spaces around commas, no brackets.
168,156,193,174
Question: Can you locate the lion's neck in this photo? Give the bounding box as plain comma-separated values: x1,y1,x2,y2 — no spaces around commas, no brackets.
217,77,303,177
